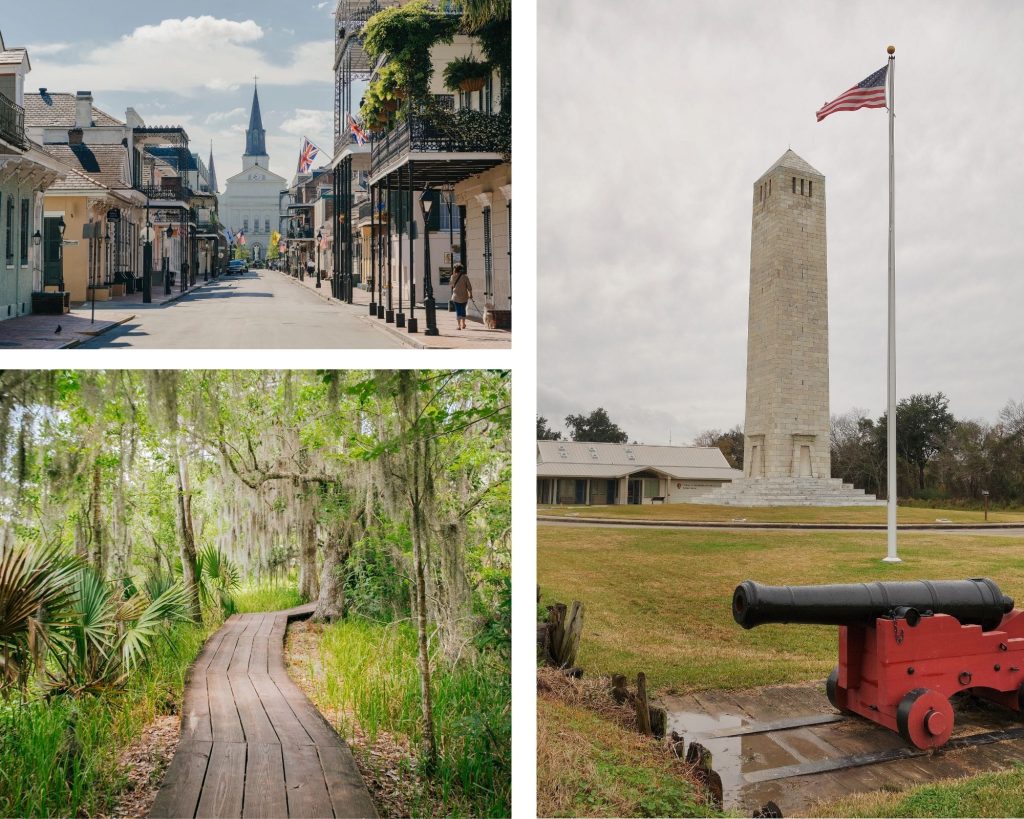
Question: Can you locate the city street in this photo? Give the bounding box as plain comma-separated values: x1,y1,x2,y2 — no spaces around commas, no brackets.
78,270,405,349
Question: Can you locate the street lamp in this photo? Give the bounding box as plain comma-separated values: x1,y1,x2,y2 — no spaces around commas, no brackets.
418,185,439,336
982,490,991,522
315,230,323,288
164,225,173,295
142,218,153,303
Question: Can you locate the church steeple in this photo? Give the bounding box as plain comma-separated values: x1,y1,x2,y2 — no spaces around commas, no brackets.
244,81,267,160
208,140,219,194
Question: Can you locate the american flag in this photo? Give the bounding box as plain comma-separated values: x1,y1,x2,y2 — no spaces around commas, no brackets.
816,65,888,122
237,230,246,246
348,114,367,146
297,137,321,173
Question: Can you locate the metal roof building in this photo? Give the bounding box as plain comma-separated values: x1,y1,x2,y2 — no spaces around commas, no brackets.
537,441,741,505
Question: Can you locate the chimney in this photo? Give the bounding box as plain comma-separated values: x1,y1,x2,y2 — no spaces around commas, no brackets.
75,90,93,128
68,128,83,145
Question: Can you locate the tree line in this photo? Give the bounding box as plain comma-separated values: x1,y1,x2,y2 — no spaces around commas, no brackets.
541,394,1024,504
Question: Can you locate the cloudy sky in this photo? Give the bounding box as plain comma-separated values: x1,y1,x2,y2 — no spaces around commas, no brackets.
5,1,345,190
539,0,1024,446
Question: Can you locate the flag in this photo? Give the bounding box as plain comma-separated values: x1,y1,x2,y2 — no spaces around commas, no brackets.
222,227,234,245
816,65,888,122
348,114,367,145
297,137,321,173
237,229,246,246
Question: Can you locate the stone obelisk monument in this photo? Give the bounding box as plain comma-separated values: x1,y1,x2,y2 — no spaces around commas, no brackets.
693,149,881,506
743,149,831,480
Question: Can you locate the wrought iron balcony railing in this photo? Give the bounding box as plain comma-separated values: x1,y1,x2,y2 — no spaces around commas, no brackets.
370,110,511,176
0,93,27,150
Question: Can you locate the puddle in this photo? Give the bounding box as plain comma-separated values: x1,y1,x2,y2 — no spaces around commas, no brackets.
662,704,748,808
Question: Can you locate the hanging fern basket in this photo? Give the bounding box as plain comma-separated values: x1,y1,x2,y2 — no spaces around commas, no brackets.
458,76,487,92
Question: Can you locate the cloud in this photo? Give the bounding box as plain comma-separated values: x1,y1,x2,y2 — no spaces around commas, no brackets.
26,42,71,56
280,108,333,137
206,107,247,124
29,16,332,94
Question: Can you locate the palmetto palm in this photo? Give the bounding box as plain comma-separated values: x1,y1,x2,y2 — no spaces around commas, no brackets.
0,542,81,692
47,568,189,693
196,546,241,618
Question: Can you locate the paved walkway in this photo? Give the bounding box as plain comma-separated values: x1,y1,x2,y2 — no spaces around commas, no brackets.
150,605,376,819
279,270,512,350
539,517,1024,535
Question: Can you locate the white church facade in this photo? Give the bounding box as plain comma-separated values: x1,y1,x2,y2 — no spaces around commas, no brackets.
217,84,285,262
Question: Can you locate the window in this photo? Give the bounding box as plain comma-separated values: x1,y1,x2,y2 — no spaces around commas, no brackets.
4,196,12,266
482,74,493,114
459,89,472,110
243,218,249,232
791,176,796,193
808,180,812,197
438,199,461,232
19,199,29,266
265,219,271,233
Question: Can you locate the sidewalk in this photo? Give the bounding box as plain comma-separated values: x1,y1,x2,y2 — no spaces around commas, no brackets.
279,270,512,350
0,276,215,349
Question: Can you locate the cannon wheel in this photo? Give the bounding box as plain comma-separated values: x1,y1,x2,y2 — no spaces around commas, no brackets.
826,666,843,711
896,688,954,749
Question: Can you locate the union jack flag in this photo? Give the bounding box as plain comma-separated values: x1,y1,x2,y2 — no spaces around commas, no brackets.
348,114,367,146
297,137,321,173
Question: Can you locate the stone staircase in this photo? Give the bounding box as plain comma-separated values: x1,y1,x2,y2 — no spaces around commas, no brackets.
689,476,885,507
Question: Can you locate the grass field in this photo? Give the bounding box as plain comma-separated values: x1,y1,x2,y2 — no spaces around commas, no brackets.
537,523,1024,692
538,503,1024,524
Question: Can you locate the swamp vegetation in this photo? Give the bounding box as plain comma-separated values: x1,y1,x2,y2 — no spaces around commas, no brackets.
0,369,510,816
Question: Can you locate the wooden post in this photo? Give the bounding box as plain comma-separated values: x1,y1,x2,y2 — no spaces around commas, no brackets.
610,674,628,704
636,672,653,736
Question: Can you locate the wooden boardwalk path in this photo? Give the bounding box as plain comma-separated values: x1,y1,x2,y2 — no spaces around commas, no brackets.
151,605,377,818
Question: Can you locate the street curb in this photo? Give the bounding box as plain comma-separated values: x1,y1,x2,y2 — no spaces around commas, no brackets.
538,515,1024,531
274,271,419,349
62,313,137,349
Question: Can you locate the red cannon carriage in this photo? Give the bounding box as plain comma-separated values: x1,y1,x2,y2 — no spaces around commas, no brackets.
733,578,1023,749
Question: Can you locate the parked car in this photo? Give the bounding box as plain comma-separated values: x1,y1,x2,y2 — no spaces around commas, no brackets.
227,259,248,274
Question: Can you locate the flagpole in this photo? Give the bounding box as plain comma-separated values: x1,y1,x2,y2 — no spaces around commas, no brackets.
883,45,901,563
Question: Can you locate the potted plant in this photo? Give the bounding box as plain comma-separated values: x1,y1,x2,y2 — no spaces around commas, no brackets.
444,56,490,93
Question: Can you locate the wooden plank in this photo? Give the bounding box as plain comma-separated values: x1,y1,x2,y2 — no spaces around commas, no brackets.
209,672,246,743
248,614,273,676
251,673,315,747
180,671,213,743
320,741,379,818
150,740,212,819
229,615,260,676
282,743,334,819
242,742,289,819
230,673,280,745
195,741,246,819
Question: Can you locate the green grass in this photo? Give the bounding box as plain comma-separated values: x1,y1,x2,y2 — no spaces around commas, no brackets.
538,503,1024,524
816,763,1024,817
538,524,1024,692
0,622,208,817
296,616,510,818
537,696,716,818
234,582,306,613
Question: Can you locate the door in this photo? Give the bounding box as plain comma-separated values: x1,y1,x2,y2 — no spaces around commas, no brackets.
574,480,586,505
799,446,812,477
627,479,643,505
43,217,63,288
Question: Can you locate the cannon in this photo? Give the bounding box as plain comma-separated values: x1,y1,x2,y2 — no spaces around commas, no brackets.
733,578,1023,749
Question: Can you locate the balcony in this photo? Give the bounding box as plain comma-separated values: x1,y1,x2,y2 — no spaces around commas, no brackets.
370,110,510,180
0,93,27,150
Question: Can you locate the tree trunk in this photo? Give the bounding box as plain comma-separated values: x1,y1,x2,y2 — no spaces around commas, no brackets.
176,431,202,623
410,500,438,769
298,488,320,601
90,460,105,574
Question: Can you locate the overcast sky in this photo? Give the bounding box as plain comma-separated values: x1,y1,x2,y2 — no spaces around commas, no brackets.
5,1,344,190
539,0,1024,446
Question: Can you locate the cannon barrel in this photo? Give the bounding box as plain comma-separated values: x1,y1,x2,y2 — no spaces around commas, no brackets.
733,578,1014,632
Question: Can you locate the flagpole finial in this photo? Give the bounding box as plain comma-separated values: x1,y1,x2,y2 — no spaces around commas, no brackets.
887,45,895,55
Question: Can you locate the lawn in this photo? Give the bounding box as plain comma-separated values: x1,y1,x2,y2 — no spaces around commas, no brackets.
538,503,1024,525
537,523,1024,692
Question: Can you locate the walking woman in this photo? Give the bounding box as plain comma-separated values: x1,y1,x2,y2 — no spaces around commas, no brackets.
449,263,472,330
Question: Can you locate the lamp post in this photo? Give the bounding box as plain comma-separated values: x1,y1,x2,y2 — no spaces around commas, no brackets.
164,225,173,295
142,216,153,303
315,230,322,288
982,490,990,522
418,185,439,336
58,216,66,294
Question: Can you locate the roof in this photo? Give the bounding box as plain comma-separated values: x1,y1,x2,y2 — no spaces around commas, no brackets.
42,143,131,188
48,166,106,192
145,146,198,171
244,84,267,156
0,48,28,67
536,441,741,481
763,148,822,179
23,93,123,128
